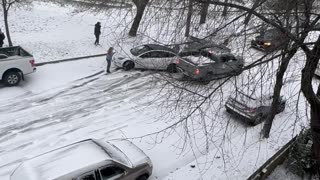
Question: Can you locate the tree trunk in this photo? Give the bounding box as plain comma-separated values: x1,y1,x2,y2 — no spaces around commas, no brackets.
222,0,228,16
129,0,149,37
2,0,12,46
301,36,320,174
244,0,262,25
311,94,320,174
262,48,298,138
199,0,209,24
185,0,193,37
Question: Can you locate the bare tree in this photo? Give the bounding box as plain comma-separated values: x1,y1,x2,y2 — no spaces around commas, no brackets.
129,0,150,36
0,0,22,46
199,0,209,24
185,0,194,37
188,0,320,173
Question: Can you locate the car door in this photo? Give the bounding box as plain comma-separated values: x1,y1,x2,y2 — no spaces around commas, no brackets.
97,165,127,180
137,51,165,70
136,51,154,69
153,50,176,70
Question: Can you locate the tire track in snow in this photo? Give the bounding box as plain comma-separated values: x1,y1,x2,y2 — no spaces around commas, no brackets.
0,70,162,179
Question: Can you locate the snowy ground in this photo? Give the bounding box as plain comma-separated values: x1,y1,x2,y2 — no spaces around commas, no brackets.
0,1,310,180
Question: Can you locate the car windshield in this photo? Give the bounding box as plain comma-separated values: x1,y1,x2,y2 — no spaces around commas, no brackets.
130,46,150,56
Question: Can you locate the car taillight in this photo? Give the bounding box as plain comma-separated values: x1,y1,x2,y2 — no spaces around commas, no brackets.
247,108,256,112
29,59,35,67
195,68,200,75
176,59,180,64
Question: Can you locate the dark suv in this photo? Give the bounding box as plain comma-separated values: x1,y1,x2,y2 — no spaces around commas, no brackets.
251,29,289,52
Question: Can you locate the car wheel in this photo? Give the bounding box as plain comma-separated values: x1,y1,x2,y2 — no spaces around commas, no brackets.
199,78,210,85
123,61,134,71
4,71,21,86
167,64,177,73
136,175,148,180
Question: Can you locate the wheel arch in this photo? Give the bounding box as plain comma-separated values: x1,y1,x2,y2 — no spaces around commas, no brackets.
2,68,23,80
123,60,135,69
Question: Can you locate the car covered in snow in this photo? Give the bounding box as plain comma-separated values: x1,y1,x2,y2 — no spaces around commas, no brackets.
114,44,178,73
10,139,153,180
251,29,289,52
176,52,244,82
225,91,286,125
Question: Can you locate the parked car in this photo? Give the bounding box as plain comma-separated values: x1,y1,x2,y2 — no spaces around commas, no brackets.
10,139,153,180
181,36,231,56
251,29,289,52
114,44,178,73
176,52,244,82
0,46,36,86
225,91,286,125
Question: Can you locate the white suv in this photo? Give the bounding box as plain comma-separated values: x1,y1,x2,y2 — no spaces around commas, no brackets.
10,139,152,180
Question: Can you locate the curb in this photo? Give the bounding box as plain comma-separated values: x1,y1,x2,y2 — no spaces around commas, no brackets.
247,135,298,180
35,53,107,66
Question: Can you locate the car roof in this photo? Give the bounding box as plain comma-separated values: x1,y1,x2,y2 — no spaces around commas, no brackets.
144,44,177,53
11,139,111,180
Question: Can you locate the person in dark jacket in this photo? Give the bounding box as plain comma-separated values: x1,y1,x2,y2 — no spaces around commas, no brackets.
106,47,115,73
94,22,101,45
0,29,5,47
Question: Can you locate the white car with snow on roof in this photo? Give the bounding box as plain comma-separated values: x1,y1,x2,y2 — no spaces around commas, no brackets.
10,139,152,180
114,44,178,73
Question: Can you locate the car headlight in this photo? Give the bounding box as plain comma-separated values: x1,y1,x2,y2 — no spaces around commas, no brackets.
264,42,271,46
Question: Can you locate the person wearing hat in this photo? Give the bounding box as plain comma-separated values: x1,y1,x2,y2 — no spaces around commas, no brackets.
94,22,101,45
0,29,5,47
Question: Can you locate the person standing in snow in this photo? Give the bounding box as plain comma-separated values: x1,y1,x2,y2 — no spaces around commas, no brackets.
0,29,5,47
94,22,101,45
106,47,115,73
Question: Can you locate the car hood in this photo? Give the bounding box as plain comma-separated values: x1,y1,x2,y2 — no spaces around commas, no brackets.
111,140,151,168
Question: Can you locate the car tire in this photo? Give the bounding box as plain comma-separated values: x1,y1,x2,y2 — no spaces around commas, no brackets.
123,61,134,71
199,78,210,85
167,64,177,73
3,71,21,86
136,175,148,180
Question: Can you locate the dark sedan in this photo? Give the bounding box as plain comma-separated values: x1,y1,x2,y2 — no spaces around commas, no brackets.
251,29,289,52
225,91,286,125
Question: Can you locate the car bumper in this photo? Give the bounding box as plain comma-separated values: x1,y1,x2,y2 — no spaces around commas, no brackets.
251,41,268,51
177,67,206,80
113,60,123,68
225,103,256,123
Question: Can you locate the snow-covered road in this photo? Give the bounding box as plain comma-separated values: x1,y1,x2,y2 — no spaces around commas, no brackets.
0,57,203,180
